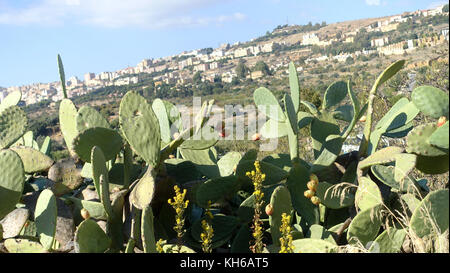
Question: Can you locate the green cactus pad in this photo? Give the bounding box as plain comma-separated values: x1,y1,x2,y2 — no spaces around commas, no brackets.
347,204,383,246
311,134,343,172
332,105,353,122
315,182,355,209
91,146,109,198
141,205,157,253
310,115,340,158
358,146,404,170
368,227,406,253
411,85,449,119
0,105,27,149
0,150,25,219
59,99,78,155
406,123,447,157
322,81,348,110
196,176,240,208
76,106,110,132
306,224,336,244
269,185,293,246
415,154,449,174
236,160,288,186
180,147,220,179
394,153,417,183
428,121,449,149
291,238,338,253
284,94,298,134
10,147,54,173
254,87,286,122
35,189,57,250
289,62,300,113
355,177,383,211
371,165,416,193
410,189,449,238
179,126,218,150
217,151,242,177
4,238,45,253
119,91,161,166
190,215,239,249
383,122,414,138
372,60,405,93
72,127,123,163
259,119,289,139
57,54,67,98
22,130,34,147
129,168,156,210
301,100,320,116
67,197,108,221
286,164,319,226
0,90,22,114
230,225,252,253
40,136,51,155
152,98,171,143
75,219,111,253
164,158,201,184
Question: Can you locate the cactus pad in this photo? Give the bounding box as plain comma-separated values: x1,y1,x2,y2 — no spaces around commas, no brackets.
410,189,449,238
35,189,57,250
254,87,286,122
75,219,111,253
59,99,78,155
0,105,27,149
10,147,54,173
406,123,447,157
347,204,382,246
73,127,123,162
0,149,25,219
411,85,449,119
76,106,110,131
269,185,293,246
119,92,161,166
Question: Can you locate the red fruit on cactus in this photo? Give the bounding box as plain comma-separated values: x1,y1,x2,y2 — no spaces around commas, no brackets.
437,116,447,127
252,133,261,141
265,204,274,216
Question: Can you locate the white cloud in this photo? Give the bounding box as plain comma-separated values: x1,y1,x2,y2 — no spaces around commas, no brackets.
365,0,381,6
0,0,246,28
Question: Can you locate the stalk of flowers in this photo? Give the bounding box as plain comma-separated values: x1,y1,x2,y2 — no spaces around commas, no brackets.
156,239,165,253
279,213,294,253
201,200,214,253
168,185,189,253
246,161,266,253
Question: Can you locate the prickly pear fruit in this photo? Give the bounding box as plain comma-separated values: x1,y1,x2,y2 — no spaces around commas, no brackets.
304,190,315,199
307,180,318,191
252,133,261,141
81,208,90,220
265,204,274,216
311,196,321,206
437,116,447,127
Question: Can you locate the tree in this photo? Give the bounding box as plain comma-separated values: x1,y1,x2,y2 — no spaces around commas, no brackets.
235,61,249,79
443,4,449,12
253,61,271,76
193,72,202,84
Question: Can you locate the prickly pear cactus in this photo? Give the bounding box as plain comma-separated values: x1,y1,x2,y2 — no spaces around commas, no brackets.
0,149,25,219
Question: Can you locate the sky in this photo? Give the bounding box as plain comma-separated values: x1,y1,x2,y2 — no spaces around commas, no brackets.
0,0,448,87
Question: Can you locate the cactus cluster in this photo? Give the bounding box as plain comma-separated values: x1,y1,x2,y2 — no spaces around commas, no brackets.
0,55,448,253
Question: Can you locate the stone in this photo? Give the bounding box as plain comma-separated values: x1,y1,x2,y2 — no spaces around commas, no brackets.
0,208,30,239
48,159,83,196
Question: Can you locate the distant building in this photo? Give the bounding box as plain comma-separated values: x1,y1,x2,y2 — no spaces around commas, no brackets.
371,37,389,47
301,33,320,45
84,73,95,83
234,48,251,58
250,70,264,80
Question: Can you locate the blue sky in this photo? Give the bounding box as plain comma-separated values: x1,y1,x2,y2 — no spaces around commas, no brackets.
0,0,447,87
